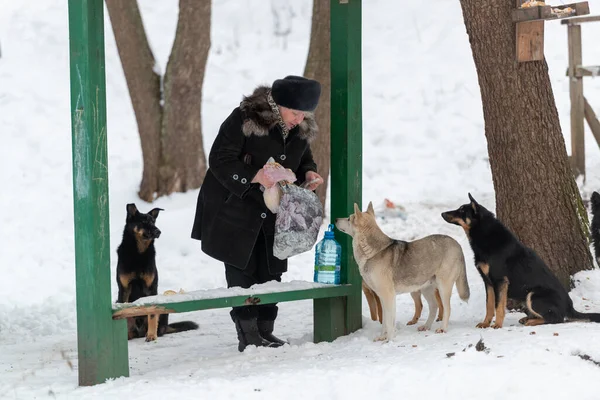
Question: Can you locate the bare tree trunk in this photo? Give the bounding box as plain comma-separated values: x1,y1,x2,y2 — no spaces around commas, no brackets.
105,0,162,202
458,0,592,289
107,0,210,201
159,0,210,197
303,0,330,209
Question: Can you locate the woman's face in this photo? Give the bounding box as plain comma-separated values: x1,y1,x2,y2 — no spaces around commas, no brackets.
279,106,305,130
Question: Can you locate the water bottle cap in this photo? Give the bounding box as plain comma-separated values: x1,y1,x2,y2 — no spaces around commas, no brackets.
324,223,335,238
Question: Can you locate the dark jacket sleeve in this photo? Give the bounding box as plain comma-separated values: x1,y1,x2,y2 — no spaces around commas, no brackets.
296,144,318,181
209,108,260,199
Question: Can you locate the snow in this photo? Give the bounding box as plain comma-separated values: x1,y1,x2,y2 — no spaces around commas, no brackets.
2,0,600,398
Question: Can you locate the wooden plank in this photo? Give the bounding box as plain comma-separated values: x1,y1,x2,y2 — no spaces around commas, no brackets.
577,66,600,77
516,21,545,62
513,6,541,22
515,0,544,62
561,14,600,25
568,24,585,177
512,2,589,22
584,97,600,149
68,0,129,386
113,285,355,319
564,66,600,78
329,0,363,337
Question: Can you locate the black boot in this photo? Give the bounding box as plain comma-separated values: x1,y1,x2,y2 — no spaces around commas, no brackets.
257,305,287,346
231,309,277,352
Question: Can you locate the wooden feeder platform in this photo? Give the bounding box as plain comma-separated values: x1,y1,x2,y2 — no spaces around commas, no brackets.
513,1,590,62
513,2,589,22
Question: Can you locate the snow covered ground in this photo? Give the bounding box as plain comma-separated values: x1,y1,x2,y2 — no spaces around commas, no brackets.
2,0,600,398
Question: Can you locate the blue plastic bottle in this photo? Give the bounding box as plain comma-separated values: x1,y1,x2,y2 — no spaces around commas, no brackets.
314,224,341,284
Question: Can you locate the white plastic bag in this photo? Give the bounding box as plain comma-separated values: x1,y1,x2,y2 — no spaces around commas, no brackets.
262,157,296,213
273,183,324,260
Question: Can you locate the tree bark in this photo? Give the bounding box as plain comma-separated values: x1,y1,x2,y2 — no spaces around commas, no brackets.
458,0,592,289
159,0,210,197
303,0,331,209
105,0,162,202
106,0,210,202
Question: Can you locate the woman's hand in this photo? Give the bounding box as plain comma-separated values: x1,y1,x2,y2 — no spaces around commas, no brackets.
252,168,278,188
303,171,323,191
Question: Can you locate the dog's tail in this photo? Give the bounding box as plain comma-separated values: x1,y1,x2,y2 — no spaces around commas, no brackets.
165,321,199,334
568,307,600,323
456,253,470,302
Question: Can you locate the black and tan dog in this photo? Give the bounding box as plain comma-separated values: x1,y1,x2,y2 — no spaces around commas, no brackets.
116,204,198,341
442,193,600,328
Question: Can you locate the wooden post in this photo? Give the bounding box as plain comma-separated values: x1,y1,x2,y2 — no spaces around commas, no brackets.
68,0,129,386
313,297,347,343
584,97,600,149
313,0,363,342
568,23,585,178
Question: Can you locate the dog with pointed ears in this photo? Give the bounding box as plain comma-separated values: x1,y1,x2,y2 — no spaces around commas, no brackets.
116,204,198,341
336,202,470,341
442,193,600,328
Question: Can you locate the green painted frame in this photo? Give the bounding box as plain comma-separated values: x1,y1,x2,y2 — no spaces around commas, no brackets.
68,0,362,386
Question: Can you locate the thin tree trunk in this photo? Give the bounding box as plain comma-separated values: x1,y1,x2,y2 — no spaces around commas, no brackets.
303,0,330,209
159,0,210,197
458,0,592,288
105,0,162,202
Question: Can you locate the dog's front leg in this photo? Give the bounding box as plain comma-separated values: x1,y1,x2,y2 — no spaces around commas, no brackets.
477,283,496,328
476,263,495,328
491,277,509,329
362,281,381,323
117,272,135,303
375,288,396,342
146,314,159,342
418,287,438,332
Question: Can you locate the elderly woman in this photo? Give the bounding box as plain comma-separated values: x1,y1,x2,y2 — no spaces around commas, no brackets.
191,76,323,351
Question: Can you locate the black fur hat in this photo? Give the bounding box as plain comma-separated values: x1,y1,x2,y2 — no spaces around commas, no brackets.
271,75,321,112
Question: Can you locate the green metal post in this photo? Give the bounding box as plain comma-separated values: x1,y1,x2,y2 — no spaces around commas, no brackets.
314,0,363,342
68,0,129,386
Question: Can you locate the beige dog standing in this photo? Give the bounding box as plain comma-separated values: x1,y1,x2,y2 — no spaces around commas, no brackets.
336,202,470,341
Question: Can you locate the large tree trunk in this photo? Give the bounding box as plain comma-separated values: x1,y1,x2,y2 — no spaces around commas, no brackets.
106,0,210,202
105,0,162,202
458,0,592,289
159,0,210,197
303,0,330,209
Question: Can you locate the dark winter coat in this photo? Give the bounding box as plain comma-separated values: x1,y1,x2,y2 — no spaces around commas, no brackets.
191,86,318,274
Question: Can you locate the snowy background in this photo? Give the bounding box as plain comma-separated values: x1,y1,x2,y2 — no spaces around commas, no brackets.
2,0,600,398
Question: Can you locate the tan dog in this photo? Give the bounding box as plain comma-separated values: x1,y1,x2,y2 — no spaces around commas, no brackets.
336,202,470,341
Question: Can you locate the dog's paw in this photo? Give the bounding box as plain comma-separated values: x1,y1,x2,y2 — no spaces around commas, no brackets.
435,328,447,334
518,317,529,325
145,333,157,342
406,319,418,326
417,325,430,332
374,335,389,342
436,317,442,322
476,322,491,329
491,323,503,329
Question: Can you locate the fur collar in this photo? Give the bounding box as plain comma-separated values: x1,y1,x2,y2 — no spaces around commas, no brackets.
239,86,318,142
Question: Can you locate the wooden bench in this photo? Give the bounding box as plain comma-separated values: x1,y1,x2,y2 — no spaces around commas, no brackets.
113,281,354,319
112,282,357,344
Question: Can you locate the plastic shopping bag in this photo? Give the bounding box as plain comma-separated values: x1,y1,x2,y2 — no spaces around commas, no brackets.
273,183,324,260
